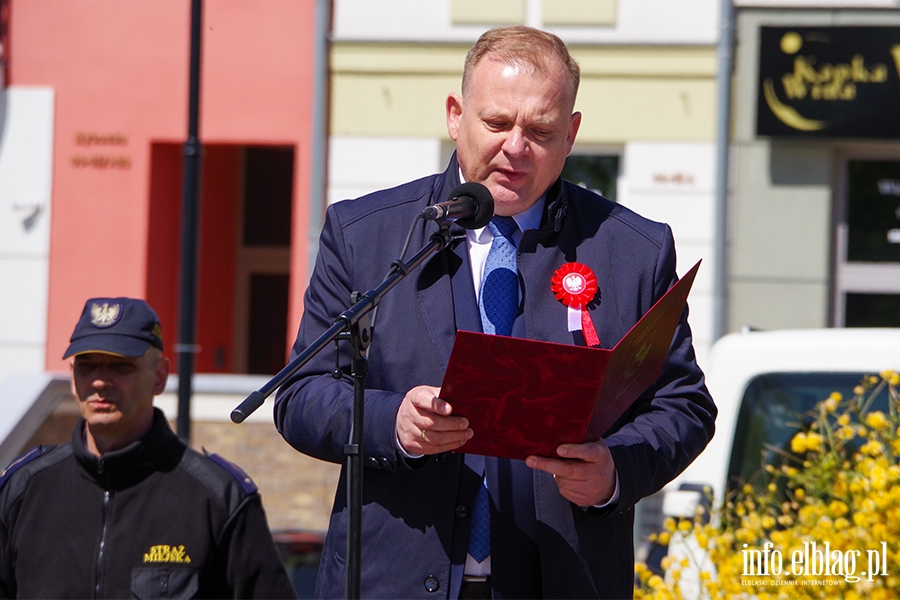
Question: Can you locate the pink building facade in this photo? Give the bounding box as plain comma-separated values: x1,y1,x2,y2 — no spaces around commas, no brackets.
3,0,322,378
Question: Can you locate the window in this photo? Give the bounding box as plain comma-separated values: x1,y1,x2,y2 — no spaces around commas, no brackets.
727,372,889,497
846,160,900,263
562,154,619,202
834,157,900,326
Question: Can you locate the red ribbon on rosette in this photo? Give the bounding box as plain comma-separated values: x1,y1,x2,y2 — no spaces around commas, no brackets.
550,262,600,347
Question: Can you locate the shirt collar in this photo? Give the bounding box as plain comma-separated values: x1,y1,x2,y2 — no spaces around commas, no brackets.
467,196,544,243
510,196,546,233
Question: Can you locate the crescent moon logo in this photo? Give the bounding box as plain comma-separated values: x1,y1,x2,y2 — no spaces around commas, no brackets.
763,78,826,132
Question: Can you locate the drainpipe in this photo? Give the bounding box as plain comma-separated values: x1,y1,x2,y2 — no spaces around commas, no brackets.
713,0,735,341
308,0,331,275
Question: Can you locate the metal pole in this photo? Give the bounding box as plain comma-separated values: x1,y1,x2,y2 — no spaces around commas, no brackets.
177,0,203,443
713,0,735,341
308,0,332,276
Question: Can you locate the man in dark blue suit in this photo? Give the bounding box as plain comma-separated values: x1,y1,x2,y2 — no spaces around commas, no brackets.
275,26,715,599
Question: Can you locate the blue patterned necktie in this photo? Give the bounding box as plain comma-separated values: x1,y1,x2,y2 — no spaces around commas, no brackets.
468,215,519,564
479,216,519,337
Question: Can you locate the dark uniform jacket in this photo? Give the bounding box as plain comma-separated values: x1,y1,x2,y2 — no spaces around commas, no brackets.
0,408,297,599
274,153,716,599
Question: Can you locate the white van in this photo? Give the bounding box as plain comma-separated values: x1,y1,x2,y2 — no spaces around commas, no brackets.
635,327,900,555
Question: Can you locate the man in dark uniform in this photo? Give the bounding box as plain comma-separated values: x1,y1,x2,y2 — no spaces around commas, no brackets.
0,297,297,599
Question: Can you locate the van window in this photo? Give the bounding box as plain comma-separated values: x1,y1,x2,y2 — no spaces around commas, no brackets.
726,372,890,496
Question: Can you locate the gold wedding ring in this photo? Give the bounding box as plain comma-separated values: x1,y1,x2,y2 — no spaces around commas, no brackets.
421,428,428,442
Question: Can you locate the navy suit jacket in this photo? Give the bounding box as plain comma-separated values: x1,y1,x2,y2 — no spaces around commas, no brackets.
274,154,716,599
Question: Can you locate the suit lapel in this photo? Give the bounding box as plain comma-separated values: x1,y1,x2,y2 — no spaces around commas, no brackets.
414,157,481,370
415,233,480,369
520,244,572,345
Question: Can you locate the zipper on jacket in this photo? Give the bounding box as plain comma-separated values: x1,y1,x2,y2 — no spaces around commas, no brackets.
95,488,111,598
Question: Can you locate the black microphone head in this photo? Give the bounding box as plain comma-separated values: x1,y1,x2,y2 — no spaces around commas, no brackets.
451,182,494,230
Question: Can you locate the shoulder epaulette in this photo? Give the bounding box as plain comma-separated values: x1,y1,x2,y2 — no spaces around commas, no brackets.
0,445,54,490
204,451,258,495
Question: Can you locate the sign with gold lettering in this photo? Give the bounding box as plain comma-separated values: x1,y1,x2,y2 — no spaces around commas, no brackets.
757,26,900,138
70,131,132,170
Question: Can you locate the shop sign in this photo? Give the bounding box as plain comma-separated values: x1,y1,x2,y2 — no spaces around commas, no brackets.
756,26,900,138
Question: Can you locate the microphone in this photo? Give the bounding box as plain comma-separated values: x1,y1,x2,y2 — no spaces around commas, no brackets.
420,182,494,230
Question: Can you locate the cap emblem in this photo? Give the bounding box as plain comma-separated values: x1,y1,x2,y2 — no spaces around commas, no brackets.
90,302,122,328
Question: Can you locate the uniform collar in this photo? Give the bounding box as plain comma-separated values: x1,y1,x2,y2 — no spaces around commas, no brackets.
73,407,185,489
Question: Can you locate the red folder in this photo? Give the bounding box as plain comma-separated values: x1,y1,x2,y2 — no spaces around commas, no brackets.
440,261,700,460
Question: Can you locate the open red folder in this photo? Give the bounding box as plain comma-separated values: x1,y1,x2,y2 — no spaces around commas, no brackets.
440,260,700,460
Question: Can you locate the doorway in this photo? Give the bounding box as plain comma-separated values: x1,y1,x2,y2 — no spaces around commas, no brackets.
147,143,294,374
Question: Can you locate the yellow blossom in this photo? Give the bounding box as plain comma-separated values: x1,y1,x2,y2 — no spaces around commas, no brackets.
829,500,849,516
834,477,848,496
836,425,855,440
805,431,823,451
861,440,884,456
866,411,889,430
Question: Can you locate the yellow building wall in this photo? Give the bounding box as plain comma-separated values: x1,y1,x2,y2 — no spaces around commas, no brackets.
331,43,718,143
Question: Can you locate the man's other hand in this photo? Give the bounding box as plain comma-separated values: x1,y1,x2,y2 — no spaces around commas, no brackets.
526,439,617,507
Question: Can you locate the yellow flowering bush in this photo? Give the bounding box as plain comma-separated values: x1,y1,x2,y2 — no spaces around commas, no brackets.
635,371,900,599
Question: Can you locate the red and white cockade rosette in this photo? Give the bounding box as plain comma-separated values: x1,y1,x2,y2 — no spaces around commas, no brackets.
550,262,600,347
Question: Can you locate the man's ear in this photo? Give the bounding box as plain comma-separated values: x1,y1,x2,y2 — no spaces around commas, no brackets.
69,362,77,397
446,93,463,141
152,357,171,396
566,111,582,155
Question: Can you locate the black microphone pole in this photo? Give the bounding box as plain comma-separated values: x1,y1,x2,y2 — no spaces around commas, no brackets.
176,0,203,444
232,224,454,599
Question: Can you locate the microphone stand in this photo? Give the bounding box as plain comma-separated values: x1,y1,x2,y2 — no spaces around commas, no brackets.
231,223,454,600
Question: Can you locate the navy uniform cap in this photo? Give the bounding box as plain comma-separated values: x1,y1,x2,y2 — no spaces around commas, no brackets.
63,297,164,359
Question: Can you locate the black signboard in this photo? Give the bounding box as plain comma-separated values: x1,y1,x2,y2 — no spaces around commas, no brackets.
757,26,900,138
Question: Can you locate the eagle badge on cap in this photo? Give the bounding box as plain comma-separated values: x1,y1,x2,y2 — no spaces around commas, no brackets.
90,302,122,328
